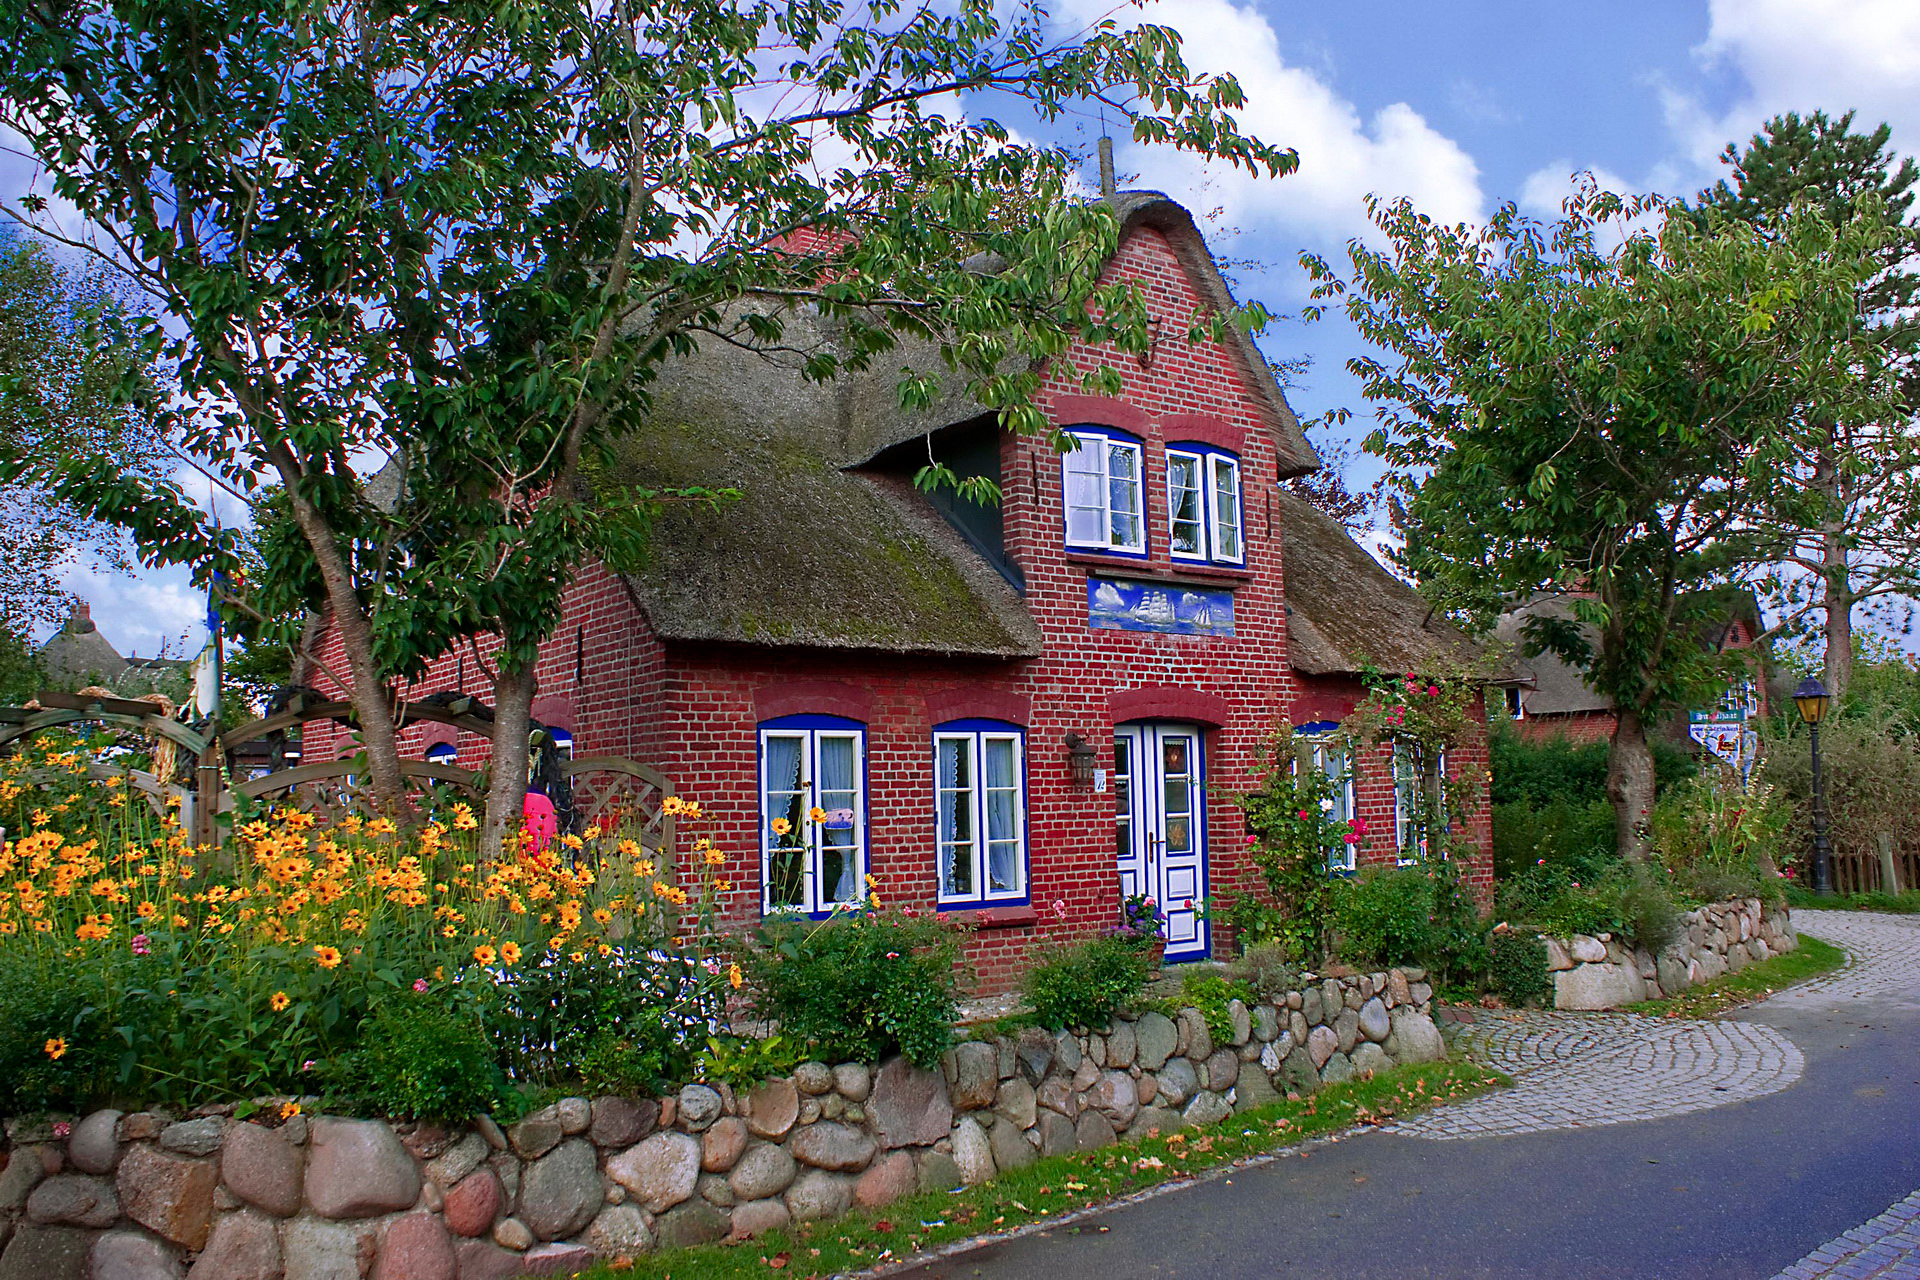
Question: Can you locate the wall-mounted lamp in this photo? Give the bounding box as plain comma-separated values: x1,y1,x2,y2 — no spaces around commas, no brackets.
1065,733,1097,792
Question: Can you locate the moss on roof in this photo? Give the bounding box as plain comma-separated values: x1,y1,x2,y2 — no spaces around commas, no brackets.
1277,487,1472,676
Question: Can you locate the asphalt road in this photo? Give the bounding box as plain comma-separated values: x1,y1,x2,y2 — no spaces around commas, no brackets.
889,922,1920,1280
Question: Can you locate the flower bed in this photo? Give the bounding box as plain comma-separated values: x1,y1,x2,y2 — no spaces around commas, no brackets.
0,965,1446,1276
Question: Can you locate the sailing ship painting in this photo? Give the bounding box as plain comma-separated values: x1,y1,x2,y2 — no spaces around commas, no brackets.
1088,579,1236,636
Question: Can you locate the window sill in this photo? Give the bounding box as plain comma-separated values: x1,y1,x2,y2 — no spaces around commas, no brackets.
1071,553,1254,586
939,903,1038,930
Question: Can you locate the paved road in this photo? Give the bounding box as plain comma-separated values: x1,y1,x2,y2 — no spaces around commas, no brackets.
888,910,1920,1280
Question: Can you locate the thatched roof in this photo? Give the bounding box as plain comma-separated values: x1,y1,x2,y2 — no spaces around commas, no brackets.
602,191,1318,658
1276,488,1471,676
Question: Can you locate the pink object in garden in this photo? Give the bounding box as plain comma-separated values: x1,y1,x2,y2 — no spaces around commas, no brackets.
522,791,558,851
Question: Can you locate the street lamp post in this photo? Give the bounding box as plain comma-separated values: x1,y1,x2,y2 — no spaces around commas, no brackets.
1792,676,1834,897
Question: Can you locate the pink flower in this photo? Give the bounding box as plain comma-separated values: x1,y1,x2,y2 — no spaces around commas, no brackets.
1052,899,1068,919
1297,809,1310,820
413,978,429,993
1426,685,1439,696
1245,834,1257,844
1343,832,1360,844
52,1122,71,1139
1183,898,1193,909
886,951,901,960
130,934,151,956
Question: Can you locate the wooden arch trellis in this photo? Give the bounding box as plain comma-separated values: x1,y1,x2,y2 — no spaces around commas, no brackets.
0,689,675,855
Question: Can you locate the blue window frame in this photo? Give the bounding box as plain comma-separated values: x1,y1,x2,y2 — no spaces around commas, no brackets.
932,720,1028,907
1062,427,1147,556
759,715,867,914
1167,444,1245,566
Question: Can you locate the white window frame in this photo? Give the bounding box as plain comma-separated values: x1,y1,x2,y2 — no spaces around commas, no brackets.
759,722,868,915
1394,743,1447,865
932,725,1029,907
1165,445,1246,566
1297,731,1357,873
1063,429,1146,555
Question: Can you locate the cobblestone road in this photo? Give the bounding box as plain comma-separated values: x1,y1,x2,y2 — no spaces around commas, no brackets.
1388,908,1920,1142
1770,1189,1920,1280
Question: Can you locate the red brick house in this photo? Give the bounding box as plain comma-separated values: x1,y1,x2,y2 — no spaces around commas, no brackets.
302,192,1490,990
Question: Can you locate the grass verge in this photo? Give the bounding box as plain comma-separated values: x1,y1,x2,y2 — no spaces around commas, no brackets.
1624,934,1847,1019
1785,885,1920,914
576,1058,1504,1280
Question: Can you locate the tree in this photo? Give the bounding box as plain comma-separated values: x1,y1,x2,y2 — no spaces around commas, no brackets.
1305,181,1901,861
0,235,166,641
0,0,1295,849
1694,111,1920,699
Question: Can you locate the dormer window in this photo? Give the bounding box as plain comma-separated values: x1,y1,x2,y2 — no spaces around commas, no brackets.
1062,428,1146,556
1167,446,1244,565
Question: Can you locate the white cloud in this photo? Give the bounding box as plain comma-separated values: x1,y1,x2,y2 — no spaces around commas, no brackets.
55,559,203,658
1055,0,1483,250
1684,0,1920,169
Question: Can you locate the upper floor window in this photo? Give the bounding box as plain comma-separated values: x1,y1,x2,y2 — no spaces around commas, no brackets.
1167,446,1244,565
933,720,1028,907
1063,428,1146,555
760,716,867,915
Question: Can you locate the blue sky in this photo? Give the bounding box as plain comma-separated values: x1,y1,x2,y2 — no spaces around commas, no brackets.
19,0,1920,656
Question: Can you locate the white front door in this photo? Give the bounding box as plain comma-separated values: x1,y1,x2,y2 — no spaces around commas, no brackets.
1114,722,1210,960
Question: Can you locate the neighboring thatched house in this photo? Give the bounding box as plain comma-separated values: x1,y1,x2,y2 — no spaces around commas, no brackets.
36,602,187,697
301,191,1494,988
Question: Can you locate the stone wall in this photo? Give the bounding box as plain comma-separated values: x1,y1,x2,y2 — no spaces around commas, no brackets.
1547,899,1797,1010
0,968,1445,1280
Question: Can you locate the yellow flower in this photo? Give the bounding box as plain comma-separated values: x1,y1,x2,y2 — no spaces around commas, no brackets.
596,944,611,957
270,992,291,1012
728,962,744,989
312,945,343,969
569,951,586,963
44,1037,67,1060
366,817,397,836
635,860,655,877
592,908,612,926
473,944,497,965
703,848,725,866
770,818,791,837
807,806,826,824
278,1100,302,1120
583,825,602,840
451,804,478,831
500,941,522,966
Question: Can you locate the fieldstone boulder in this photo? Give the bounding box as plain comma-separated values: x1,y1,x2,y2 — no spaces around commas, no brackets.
916,1150,963,1193
1182,1092,1231,1128
450,1241,522,1280
68,1110,122,1176
1155,1056,1199,1107
369,1214,453,1280
508,1112,562,1162
158,1120,226,1159
1385,1008,1446,1064
26,1175,118,1228
0,1225,90,1280
519,1242,595,1277
1554,962,1647,1010
517,1139,600,1241
854,1151,916,1208
1358,998,1392,1043
654,1200,731,1249
790,1122,876,1172
1334,1008,1361,1054
700,1117,749,1173
1036,1077,1078,1117
951,1117,995,1184
221,1123,303,1218
1228,1000,1252,1046
422,1134,488,1192
1053,1031,1083,1074
281,1217,374,1280
1134,1013,1177,1071
1074,1111,1117,1151
784,1170,854,1223
729,1198,791,1240
833,1063,872,1100
606,1132,700,1213
118,1146,218,1249
90,1229,182,1280
1127,1105,1186,1139
870,1058,952,1148
1253,1005,1281,1042
583,1204,653,1257
947,1042,1000,1110
490,1219,533,1253
740,1078,799,1141
1176,1009,1212,1062
304,1119,419,1220
727,1142,796,1202
1105,1019,1138,1068
0,1147,47,1213
1307,1025,1339,1069
1568,935,1608,964
442,1169,501,1238
676,1084,723,1132
993,1078,1037,1131
1321,1052,1355,1084
1351,1043,1392,1077
1036,1111,1077,1158
1233,1067,1281,1113
1281,1047,1320,1094
988,1118,1036,1174
589,1098,655,1149
1090,1070,1139,1129
1202,1050,1239,1094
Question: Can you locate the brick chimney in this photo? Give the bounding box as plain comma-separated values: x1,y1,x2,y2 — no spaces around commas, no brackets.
68,600,95,633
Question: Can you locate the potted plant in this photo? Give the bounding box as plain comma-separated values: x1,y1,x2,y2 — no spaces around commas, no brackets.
1119,892,1167,969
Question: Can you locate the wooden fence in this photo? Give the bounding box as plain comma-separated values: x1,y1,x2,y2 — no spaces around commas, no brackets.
1830,835,1920,896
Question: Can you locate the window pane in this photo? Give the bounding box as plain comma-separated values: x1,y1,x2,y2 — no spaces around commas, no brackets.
818,734,861,901
937,737,974,898
1108,443,1141,548
1064,443,1106,545
764,735,805,845
1114,739,1133,861
987,840,1019,893
1168,454,1203,556
1211,456,1242,561
769,847,807,908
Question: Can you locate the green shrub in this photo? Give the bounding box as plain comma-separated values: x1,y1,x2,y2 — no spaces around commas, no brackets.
696,1034,804,1090
329,998,503,1122
1492,797,1618,883
494,945,717,1093
1491,725,1695,808
0,954,114,1115
1333,861,1488,988
1023,934,1152,1031
570,1030,671,1097
1226,941,1302,1000
747,909,961,1067
1614,866,1681,952
1179,972,1253,1043
1487,932,1554,1008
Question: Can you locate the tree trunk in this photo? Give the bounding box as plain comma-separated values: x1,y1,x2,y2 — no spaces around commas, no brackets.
481,661,537,861
1816,437,1854,701
1606,709,1657,862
